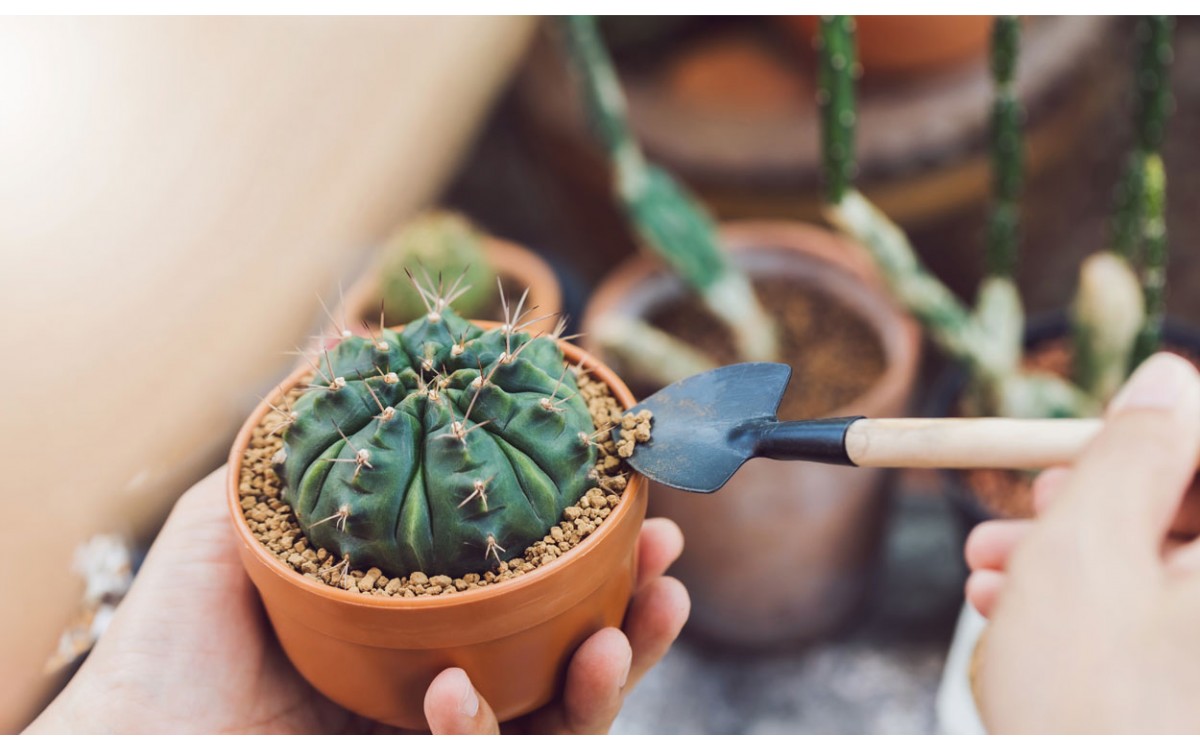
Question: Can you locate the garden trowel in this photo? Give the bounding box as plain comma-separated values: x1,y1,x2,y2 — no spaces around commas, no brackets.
623,362,1104,493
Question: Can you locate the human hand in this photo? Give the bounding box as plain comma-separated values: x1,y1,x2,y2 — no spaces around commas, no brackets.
26,468,689,734
963,353,1200,733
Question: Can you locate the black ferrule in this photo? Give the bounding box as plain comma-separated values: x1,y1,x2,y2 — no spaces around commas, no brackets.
734,416,865,466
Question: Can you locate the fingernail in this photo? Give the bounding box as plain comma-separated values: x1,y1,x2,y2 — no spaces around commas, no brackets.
460,682,479,719
1109,353,1196,414
618,650,632,689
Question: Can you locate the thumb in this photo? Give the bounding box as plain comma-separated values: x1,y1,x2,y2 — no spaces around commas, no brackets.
1041,353,1200,564
424,668,499,735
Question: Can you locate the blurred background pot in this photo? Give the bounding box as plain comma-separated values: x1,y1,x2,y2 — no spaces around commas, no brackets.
780,16,993,77
583,221,920,646
341,231,563,335
226,333,647,730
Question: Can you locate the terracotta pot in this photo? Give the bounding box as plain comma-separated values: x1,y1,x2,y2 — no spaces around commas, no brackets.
582,221,921,646
225,329,647,730
782,16,994,77
341,234,563,335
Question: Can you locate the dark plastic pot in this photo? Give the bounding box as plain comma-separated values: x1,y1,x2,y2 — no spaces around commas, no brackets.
929,312,1200,529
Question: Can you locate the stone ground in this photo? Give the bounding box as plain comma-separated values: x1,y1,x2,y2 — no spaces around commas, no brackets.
612,472,967,734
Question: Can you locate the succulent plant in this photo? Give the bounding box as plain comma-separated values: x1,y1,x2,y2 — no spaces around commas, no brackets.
820,16,1172,418
558,15,779,387
276,283,597,579
377,211,498,326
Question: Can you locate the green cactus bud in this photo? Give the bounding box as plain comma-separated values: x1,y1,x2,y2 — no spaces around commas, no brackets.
1072,251,1145,401
278,302,597,579
378,212,497,326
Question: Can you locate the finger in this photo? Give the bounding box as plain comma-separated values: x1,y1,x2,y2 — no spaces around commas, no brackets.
1041,353,1200,560
1031,467,1071,516
636,518,684,588
965,520,1034,572
1170,476,1200,537
623,576,689,690
965,569,1006,619
424,668,499,735
558,628,631,734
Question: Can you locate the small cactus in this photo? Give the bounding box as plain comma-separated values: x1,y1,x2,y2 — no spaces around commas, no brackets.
559,15,779,383
377,212,497,326
278,283,596,578
822,16,1173,419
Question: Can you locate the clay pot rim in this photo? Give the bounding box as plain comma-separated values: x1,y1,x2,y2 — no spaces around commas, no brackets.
225,321,645,611
341,234,563,333
581,219,921,421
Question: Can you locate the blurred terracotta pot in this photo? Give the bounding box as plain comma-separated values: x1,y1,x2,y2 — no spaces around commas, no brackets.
783,16,994,77
226,331,647,730
583,222,921,646
341,234,563,334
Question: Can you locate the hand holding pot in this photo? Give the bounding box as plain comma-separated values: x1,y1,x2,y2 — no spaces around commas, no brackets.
964,353,1200,733
25,469,688,734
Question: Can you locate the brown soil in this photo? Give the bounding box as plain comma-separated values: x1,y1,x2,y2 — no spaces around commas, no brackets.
647,278,887,420
964,340,1200,519
235,371,651,598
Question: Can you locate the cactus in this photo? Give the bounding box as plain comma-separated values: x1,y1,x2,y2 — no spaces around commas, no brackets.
820,16,1179,420
277,283,597,579
558,15,778,385
377,212,497,326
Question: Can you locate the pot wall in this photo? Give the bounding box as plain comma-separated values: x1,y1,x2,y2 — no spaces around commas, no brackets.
227,335,647,730
583,222,921,646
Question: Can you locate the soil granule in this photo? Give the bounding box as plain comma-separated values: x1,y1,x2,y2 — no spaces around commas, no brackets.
236,369,651,598
647,277,887,420
963,341,1200,519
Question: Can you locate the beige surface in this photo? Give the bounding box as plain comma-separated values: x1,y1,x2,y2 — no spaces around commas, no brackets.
0,16,533,730
846,418,1105,469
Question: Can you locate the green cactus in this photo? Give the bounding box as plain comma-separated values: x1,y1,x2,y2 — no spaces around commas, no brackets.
1132,154,1168,365
559,15,779,379
820,16,1094,419
277,287,597,579
377,212,497,327
817,15,856,205
821,16,1174,419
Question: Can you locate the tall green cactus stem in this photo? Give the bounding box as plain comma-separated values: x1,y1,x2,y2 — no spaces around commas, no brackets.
1133,17,1174,154
377,212,497,326
820,17,1093,419
278,293,597,579
559,15,778,364
1132,154,1168,366
1111,17,1174,260
817,16,856,205
986,16,1022,279
1071,252,1145,402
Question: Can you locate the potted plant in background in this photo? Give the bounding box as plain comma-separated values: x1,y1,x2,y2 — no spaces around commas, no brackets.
562,15,922,647
515,16,1120,301
340,210,563,335
811,15,1182,731
226,280,652,730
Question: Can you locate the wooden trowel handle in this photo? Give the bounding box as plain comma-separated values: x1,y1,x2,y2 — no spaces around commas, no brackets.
844,418,1105,469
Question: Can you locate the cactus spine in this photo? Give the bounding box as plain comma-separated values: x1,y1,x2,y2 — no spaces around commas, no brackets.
278,283,597,578
377,212,497,327
559,15,778,381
